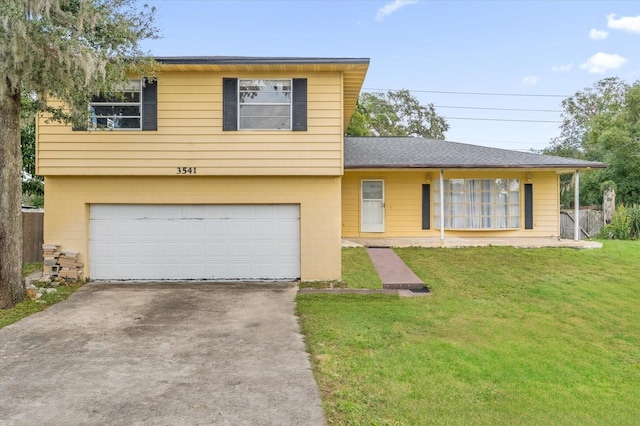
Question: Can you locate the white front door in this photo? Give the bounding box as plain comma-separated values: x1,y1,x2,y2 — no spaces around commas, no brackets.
361,180,385,232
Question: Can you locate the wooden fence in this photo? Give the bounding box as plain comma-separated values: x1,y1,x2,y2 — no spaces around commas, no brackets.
560,210,603,240
22,210,44,263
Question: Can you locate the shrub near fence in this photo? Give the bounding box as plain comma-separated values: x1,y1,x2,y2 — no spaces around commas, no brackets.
22,210,44,263
601,204,640,240
560,209,603,239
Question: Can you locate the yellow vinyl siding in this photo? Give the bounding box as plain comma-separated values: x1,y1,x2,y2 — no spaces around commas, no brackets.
37,71,344,176
44,176,342,281
342,170,561,238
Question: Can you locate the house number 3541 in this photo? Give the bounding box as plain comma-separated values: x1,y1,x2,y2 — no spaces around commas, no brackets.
177,167,197,175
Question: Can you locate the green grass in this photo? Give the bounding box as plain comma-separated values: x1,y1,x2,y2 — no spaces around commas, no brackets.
1,262,82,329
0,283,82,329
297,241,640,425
300,247,383,289
23,262,43,276
341,247,383,289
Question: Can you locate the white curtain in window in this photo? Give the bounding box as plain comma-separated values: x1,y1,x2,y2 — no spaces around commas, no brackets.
466,180,480,228
450,179,464,228
481,179,494,228
434,178,520,229
434,182,441,228
509,179,520,228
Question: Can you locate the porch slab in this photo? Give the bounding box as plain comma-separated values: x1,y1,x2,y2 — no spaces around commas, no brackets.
343,237,603,250
366,247,425,290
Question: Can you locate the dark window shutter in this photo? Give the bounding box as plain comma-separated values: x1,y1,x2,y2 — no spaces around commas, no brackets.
524,183,533,229
223,78,238,131
422,184,431,230
142,79,157,131
292,78,307,131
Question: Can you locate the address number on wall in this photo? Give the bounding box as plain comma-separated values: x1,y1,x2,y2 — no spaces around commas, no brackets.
177,167,197,175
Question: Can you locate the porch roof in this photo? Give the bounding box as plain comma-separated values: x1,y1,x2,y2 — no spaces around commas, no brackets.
344,137,608,171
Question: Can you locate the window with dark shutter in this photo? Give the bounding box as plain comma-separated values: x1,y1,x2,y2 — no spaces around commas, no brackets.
422,184,431,230
525,183,533,229
292,78,307,131
222,78,238,131
223,77,307,131
434,178,521,229
142,79,157,131
73,78,157,131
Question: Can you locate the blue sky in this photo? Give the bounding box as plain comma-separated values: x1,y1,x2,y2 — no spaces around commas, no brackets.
138,0,640,151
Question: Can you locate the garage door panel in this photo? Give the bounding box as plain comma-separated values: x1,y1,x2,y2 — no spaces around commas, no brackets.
184,243,205,257
89,204,300,280
207,243,229,257
228,241,249,256
228,261,252,278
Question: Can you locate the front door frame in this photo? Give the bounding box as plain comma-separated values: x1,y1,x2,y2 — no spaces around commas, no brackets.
360,179,385,233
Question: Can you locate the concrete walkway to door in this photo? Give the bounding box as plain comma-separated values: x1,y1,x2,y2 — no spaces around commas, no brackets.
366,247,425,290
0,282,324,426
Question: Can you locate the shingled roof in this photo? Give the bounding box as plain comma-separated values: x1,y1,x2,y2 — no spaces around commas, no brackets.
344,137,607,170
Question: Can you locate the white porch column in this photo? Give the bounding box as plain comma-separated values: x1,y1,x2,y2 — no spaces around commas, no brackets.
574,170,580,241
440,169,445,241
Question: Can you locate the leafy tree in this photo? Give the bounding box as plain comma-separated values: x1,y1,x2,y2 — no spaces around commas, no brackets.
544,78,640,206
345,101,372,136
346,89,449,139
0,0,158,308
545,77,629,160
20,93,43,202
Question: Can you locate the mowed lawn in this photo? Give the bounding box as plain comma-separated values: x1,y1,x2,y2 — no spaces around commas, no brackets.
296,242,640,425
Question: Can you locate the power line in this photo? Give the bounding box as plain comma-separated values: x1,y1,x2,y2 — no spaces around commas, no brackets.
436,105,562,113
363,87,570,98
443,116,562,123
464,137,547,145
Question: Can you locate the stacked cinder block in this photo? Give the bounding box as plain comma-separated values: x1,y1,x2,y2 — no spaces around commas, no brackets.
58,250,83,279
42,244,61,278
42,244,83,280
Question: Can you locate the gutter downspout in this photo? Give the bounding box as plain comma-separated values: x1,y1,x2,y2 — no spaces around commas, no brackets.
574,170,580,241
440,169,445,241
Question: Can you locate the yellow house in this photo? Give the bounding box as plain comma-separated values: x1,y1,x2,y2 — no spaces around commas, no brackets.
342,137,606,241
36,56,606,281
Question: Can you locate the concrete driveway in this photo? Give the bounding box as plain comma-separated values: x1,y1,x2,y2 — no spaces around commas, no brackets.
0,282,325,426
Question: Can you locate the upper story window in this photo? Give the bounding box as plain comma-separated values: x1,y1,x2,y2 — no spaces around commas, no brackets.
90,80,142,130
223,78,307,132
239,79,291,130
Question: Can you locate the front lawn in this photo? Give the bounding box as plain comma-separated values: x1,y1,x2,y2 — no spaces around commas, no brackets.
297,242,640,425
0,264,82,329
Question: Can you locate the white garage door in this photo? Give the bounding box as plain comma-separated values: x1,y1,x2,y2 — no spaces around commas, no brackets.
89,204,300,280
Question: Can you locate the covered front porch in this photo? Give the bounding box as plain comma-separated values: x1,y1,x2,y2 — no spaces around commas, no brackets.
342,236,603,249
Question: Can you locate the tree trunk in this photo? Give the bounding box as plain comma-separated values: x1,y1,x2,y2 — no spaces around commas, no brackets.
603,186,616,225
0,82,25,308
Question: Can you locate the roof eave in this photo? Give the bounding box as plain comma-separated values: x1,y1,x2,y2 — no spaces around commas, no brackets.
153,56,370,66
345,163,609,170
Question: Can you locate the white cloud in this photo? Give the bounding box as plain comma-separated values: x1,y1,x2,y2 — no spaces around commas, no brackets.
580,52,627,73
376,0,418,21
589,28,608,40
552,63,573,72
607,14,640,34
522,76,539,85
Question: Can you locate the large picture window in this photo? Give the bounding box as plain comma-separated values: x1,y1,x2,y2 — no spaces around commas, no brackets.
238,79,291,130
89,80,142,130
434,179,520,229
